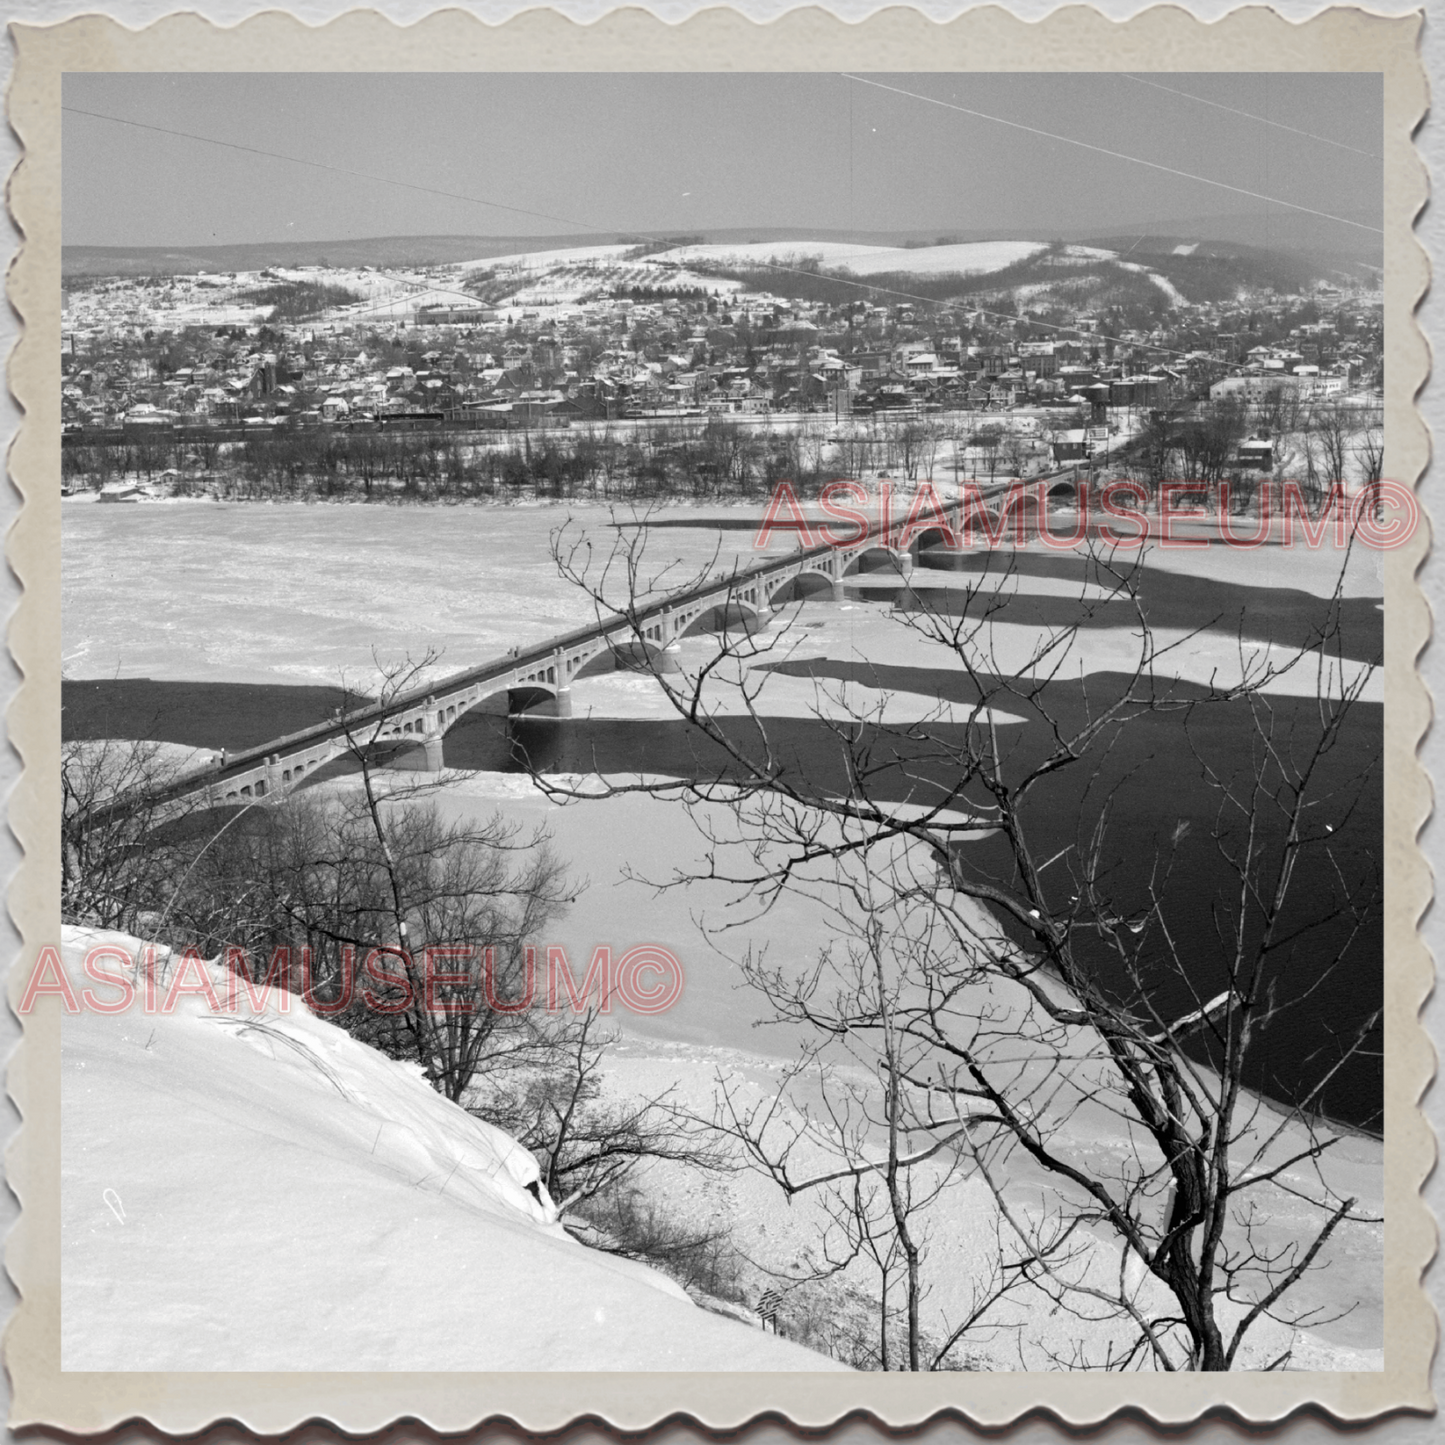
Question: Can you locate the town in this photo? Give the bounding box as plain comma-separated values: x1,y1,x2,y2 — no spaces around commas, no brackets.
59,237,1385,503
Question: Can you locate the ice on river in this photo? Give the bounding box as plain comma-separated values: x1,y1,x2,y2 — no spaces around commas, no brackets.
62,500,791,690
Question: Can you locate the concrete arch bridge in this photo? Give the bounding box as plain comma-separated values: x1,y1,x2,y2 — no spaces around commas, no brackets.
159,490,1008,813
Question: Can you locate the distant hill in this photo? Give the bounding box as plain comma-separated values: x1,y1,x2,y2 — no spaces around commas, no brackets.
662,239,1350,315
63,208,1380,280
64,229,914,278
1075,239,1363,300
1076,210,1382,268
61,234,621,277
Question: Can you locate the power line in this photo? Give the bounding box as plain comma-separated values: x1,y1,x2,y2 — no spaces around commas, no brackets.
1119,74,1382,160
839,74,1383,235
62,104,601,237
62,102,1280,366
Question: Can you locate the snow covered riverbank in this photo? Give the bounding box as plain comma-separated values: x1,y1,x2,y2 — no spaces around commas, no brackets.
55,912,1382,1373
58,928,846,1372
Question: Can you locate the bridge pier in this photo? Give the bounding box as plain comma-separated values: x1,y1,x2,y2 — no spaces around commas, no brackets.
887,551,920,610
390,732,446,772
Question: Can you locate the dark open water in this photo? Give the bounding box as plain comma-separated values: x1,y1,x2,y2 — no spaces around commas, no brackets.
454,680,1382,1132
64,543,1383,1131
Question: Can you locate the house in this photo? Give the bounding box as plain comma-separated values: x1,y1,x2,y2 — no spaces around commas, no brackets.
1237,437,1274,470
1051,429,1092,463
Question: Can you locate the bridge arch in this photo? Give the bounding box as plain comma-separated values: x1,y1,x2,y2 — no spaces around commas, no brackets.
369,736,438,771
574,637,678,680
1003,488,1044,539
911,526,957,556
279,757,323,785
767,568,839,604
676,599,768,637
447,683,568,726
845,546,912,578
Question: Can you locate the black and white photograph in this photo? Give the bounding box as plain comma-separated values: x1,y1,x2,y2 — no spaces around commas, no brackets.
49,59,1398,1383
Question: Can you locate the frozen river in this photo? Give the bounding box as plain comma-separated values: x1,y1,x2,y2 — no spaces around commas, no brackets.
62,495,1384,1128
62,497,791,689
61,493,1381,689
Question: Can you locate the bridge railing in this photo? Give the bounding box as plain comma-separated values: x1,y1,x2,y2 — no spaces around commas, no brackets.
156,491,996,799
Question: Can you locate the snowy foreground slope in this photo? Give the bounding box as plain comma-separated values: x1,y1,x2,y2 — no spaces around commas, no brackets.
59,928,846,1372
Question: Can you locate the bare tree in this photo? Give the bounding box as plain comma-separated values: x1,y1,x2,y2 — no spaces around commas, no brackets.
892,419,942,483
1175,397,1246,492
974,426,1003,486
1134,409,1174,499
1312,400,1352,496
162,655,575,1104
999,428,1034,483
61,737,211,932
1354,426,1385,493
479,1005,731,1217
707,919,1029,1370
540,518,1383,1371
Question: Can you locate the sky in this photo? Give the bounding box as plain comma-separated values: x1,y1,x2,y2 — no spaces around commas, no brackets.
61,72,1382,252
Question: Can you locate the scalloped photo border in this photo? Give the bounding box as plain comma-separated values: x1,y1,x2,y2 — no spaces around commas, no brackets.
4,4,1433,1432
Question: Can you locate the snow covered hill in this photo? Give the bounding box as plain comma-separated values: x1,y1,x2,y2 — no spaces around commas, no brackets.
654,240,1048,277
58,927,846,1372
